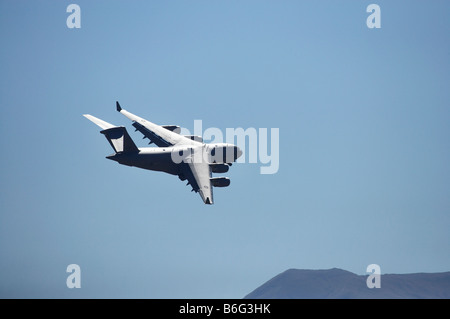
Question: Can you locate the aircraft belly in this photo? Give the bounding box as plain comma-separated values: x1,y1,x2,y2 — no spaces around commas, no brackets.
131,152,178,175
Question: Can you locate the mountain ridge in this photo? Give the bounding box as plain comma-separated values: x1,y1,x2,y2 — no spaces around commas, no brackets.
244,268,450,299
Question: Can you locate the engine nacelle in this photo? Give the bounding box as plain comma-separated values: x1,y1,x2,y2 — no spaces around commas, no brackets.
184,135,203,142
208,143,242,164
210,177,230,187
210,163,230,173
162,125,181,134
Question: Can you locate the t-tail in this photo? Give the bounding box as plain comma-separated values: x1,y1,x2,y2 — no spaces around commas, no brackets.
83,114,139,154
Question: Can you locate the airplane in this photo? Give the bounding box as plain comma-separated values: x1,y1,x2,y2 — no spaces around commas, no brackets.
83,102,242,204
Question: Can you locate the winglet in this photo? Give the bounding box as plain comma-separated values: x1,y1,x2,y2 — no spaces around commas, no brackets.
116,101,122,112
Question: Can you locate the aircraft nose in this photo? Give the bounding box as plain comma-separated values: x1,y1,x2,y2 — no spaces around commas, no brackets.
235,146,243,159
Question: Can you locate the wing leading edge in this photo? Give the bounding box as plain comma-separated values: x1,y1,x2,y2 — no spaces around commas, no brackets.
116,101,197,147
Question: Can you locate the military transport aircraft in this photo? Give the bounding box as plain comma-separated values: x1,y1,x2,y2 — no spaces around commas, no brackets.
84,102,242,204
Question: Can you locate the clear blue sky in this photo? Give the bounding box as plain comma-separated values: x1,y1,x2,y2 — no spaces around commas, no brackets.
0,0,449,298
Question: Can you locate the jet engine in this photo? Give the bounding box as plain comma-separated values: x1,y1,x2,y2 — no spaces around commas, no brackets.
208,144,242,164
210,177,231,187
210,163,230,173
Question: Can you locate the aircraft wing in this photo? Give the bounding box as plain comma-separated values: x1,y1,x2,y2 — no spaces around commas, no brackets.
116,102,190,147
181,147,214,205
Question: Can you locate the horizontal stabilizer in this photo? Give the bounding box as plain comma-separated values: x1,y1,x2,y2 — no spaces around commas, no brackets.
83,114,115,130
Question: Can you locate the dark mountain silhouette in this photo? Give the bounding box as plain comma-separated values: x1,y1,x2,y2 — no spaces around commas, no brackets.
244,268,450,299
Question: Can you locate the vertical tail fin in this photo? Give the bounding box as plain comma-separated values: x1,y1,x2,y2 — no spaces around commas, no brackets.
84,114,139,154
100,126,139,153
